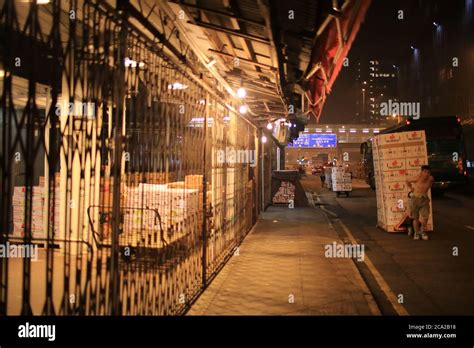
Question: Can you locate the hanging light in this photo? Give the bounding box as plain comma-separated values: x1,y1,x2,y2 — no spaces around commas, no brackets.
239,105,247,114
261,135,267,143
168,82,188,90
266,122,273,130
237,87,247,98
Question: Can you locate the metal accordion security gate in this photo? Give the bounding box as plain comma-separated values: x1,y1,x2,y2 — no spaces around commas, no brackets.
0,0,257,315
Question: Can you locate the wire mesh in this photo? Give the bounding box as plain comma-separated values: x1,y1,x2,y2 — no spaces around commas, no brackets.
0,0,257,315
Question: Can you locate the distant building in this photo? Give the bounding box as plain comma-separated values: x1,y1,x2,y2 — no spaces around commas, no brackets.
355,60,398,124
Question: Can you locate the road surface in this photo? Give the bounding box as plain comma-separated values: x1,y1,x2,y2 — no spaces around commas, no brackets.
302,174,474,315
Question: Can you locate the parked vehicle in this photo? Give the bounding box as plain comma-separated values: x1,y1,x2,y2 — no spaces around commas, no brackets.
361,116,468,191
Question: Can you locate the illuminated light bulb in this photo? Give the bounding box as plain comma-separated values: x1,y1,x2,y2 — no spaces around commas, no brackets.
168,82,188,90
261,135,267,143
266,123,273,130
237,87,246,98
239,105,247,114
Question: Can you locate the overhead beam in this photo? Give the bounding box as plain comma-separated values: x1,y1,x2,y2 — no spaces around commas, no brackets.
122,2,188,65
257,0,288,111
208,49,276,70
239,85,281,98
252,110,288,114
189,20,270,44
226,77,278,93
169,1,266,27
228,0,262,75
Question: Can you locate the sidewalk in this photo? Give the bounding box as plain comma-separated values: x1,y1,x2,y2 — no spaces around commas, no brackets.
188,200,379,315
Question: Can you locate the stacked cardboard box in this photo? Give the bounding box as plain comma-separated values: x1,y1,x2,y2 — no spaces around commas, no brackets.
372,130,434,232
331,167,352,192
47,175,61,238
121,182,200,247
184,174,210,229
272,181,295,204
12,186,44,239
12,173,62,240
184,175,203,190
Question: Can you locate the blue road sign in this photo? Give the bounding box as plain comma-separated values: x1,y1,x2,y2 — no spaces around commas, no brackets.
287,134,337,148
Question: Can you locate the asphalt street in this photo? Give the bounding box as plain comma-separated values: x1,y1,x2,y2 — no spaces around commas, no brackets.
302,174,474,315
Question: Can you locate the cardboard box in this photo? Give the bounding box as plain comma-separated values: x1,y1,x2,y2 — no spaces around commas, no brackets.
382,181,408,193
377,146,404,160
373,130,433,232
383,158,406,171
403,130,426,143
380,169,408,183
376,132,404,146
406,157,428,170
404,144,427,157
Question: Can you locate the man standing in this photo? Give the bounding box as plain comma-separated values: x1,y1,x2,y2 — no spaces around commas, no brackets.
406,165,434,240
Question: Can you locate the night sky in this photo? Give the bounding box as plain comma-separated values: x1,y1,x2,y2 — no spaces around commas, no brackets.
321,0,453,124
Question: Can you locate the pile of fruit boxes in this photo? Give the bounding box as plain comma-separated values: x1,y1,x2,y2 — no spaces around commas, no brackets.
122,183,200,247
272,181,295,204
331,167,352,193
120,174,210,248
372,130,434,232
12,175,61,240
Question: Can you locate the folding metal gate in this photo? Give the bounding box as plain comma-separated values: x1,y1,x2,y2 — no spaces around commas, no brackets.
0,0,257,315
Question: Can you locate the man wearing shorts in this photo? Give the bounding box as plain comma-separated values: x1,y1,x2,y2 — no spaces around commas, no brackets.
406,165,434,240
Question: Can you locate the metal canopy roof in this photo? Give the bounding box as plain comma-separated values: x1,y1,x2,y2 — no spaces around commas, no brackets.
124,0,371,126
167,0,288,122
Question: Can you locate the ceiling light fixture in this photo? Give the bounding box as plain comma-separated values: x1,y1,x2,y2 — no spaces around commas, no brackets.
168,82,188,90
237,87,246,99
